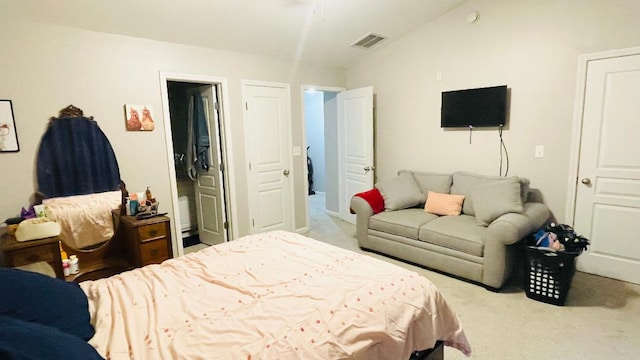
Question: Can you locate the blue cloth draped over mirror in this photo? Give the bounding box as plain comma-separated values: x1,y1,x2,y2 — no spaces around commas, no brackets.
36,116,121,198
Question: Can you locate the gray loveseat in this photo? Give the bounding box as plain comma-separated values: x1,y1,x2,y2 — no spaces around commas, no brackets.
350,170,550,290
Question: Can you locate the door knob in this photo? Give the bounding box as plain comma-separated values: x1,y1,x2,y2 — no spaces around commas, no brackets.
283,169,290,176
581,178,591,185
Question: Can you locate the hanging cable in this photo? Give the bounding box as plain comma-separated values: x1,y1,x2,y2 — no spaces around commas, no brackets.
498,125,509,176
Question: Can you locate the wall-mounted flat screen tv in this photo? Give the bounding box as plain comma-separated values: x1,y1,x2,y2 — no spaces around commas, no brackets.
441,85,507,128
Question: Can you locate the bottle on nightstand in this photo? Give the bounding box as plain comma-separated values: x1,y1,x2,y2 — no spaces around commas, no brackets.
62,259,70,276
69,255,79,274
59,242,68,260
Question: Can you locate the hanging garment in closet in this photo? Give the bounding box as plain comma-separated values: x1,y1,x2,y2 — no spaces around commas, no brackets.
186,94,210,180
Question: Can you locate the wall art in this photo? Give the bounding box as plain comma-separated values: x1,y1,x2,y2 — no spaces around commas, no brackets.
125,104,155,131
0,100,19,152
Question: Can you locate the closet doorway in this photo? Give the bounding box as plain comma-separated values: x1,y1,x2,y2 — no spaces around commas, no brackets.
302,86,343,230
160,73,237,257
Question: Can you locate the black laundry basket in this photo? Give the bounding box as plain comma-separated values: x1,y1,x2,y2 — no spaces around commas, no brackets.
524,246,579,306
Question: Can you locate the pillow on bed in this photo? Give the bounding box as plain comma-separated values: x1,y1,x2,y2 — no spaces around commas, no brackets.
0,316,103,360
0,268,95,341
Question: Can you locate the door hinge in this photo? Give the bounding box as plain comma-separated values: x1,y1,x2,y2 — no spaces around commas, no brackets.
252,219,255,227
245,102,248,111
214,101,220,111
223,221,229,230
219,162,225,172
248,162,251,171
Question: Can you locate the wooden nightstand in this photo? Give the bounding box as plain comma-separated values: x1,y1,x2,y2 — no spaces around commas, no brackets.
120,214,173,267
2,234,64,279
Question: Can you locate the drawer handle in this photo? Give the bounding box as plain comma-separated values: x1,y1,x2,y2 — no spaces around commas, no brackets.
150,249,159,256
26,254,40,262
149,230,158,237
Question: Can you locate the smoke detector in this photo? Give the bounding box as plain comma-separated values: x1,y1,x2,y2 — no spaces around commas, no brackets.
466,11,479,24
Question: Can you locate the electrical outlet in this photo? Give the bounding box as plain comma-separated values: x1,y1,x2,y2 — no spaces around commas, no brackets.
535,145,544,158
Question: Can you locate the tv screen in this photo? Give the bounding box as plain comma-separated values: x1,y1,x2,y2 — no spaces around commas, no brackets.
441,85,507,128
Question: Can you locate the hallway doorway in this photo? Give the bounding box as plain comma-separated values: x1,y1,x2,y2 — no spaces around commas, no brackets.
302,86,342,230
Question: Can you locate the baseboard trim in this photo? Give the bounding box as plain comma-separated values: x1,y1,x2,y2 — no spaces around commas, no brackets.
325,209,339,217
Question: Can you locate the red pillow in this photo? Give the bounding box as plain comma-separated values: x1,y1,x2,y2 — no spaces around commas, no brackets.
353,188,385,214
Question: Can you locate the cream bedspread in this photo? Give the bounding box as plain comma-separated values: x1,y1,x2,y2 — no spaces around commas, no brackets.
81,231,471,359
43,190,121,249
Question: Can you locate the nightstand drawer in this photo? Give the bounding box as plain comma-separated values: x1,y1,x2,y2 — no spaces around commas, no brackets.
139,239,169,265
9,245,56,267
137,223,167,242
120,214,172,268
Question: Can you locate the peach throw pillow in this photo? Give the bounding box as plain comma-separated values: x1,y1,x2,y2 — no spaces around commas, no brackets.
424,191,465,216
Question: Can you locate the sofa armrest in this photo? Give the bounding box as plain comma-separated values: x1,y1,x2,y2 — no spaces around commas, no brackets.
350,196,374,247
483,202,550,289
486,202,550,246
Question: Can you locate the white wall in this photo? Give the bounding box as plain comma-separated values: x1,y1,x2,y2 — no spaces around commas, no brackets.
0,18,345,237
346,0,640,222
323,92,339,213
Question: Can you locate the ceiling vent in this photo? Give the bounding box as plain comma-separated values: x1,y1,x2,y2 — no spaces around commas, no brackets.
351,33,386,49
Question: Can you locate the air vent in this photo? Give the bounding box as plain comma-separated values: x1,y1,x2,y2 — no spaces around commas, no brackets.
351,33,386,49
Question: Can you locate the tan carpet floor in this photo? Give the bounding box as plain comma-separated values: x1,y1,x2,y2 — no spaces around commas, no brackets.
304,193,640,360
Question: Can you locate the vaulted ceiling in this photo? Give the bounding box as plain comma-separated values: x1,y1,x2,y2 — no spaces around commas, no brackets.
5,0,467,68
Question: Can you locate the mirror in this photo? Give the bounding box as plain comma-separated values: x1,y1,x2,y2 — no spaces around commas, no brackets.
35,106,129,280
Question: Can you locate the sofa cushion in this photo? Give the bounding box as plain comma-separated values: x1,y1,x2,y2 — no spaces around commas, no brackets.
424,191,464,216
472,179,524,225
375,172,425,211
370,208,438,239
419,215,487,257
450,171,530,216
398,170,452,198
450,172,483,215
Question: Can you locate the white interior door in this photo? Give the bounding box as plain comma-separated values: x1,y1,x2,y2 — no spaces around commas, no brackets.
192,85,227,245
574,52,640,285
243,82,293,233
338,86,374,224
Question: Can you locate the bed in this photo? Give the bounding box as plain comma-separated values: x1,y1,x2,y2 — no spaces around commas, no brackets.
77,230,471,359
1,231,470,359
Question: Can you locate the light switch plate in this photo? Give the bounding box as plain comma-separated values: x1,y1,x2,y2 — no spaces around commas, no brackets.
293,146,301,156
535,145,544,158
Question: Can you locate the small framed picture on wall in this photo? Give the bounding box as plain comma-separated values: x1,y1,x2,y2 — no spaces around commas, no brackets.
0,100,19,152
125,104,155,131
